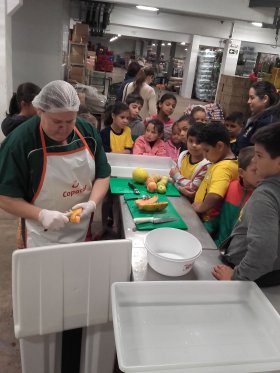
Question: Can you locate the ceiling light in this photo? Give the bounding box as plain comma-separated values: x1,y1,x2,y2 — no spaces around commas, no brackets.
180,42,186,45
136,5,159,11
185,48,188,51
110,36,118,42
162,43,165,46
118,34,121,37
251,22,262,27
152,43,156,46
167,42,171,46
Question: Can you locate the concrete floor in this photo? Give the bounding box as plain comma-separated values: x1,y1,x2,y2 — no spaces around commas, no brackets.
0,71,204,372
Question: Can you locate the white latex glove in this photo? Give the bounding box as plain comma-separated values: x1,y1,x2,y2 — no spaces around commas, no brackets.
71,200,96,218
38,209,69,231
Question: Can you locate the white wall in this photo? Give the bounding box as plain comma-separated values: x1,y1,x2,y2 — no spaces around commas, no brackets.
0,2,13,141
11,0,70,89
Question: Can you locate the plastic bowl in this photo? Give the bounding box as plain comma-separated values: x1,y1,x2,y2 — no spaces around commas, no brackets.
144,228,202,277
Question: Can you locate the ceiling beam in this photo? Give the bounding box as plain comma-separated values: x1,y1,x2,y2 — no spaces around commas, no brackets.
249,0,280,7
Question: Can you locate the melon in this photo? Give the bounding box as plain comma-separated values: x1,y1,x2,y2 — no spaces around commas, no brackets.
138,202,168,212
132,167,149,184
134,195,158,207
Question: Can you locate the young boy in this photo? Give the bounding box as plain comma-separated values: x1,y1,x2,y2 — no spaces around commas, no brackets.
170,123,209,199
125,93,145,140
225,111,244,156
212,122,280,286
192,123,238,222
205,146,260,246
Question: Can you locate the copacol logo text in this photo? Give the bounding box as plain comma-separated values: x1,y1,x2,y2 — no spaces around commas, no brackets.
63,181,87,197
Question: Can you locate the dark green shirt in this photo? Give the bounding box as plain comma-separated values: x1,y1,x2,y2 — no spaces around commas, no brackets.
0,115,111,202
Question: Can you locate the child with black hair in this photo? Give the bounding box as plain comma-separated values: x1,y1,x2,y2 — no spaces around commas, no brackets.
213,122,280,287
145,93,177,140
164,122,182,161
205,146,260,246
1,82,41,136
192,123,238,222
190,106,207,123
175,114,192,153
125,93,145,140
170,123,209,199
100,102,133,153
225,111,244,155
133,119,166,156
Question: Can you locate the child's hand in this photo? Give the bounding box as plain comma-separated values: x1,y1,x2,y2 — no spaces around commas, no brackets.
169,167,179,177
178,186,196,200
192,202,202,213
212,264,233,281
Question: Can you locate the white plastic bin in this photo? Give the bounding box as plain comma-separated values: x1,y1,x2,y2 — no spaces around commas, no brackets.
106,153,174,178
112,281,280,373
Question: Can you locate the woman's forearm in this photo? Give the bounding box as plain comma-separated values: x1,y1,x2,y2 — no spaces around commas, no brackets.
89,176,110,205
0,196,41,220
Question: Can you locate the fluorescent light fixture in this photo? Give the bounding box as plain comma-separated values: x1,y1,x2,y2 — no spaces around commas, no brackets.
110,36,118,42
180,42,186,45
118,34,121,37
252,22,262,27
162,43,165,46
167,42,171,46
136,5,159,11
152,43,156,46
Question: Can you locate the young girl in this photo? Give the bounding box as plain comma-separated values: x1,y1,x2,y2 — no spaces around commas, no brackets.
133,119,166,156
100,103,134,239
1,82,41,136
190,106,208,123
145,93,177,140
169,123,209,200
100,102,133,153
165,122,182,161
176,114,192,152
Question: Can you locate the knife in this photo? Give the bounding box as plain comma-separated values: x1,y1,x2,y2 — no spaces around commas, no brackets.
128,182,140,195
133,217,177,224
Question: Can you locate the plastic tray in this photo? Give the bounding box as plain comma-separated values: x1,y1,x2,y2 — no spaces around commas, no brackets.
112,281,280,372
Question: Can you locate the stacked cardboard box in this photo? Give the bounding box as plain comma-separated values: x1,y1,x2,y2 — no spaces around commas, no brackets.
69,66,85,83
216,75,251,119
69,44,86,65
72,23,89,43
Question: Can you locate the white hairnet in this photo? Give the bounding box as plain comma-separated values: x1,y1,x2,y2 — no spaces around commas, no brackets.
32,80,80,113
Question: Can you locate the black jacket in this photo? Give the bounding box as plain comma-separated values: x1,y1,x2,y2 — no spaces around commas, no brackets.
1,115,29,136
237,110,280,152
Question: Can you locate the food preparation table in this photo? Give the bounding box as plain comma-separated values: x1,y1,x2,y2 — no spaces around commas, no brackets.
120,195,280,315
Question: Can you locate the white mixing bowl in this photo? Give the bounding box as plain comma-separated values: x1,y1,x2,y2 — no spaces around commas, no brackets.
144,228,202,276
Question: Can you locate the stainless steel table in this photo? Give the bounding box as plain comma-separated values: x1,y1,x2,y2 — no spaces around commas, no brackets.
120,195,280,314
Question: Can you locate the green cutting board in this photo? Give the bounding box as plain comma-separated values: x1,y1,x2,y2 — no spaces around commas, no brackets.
125,194,188,231
110,177,181,197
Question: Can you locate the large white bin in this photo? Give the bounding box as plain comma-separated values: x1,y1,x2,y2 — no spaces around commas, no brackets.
106,153,174,178
112,281,280,373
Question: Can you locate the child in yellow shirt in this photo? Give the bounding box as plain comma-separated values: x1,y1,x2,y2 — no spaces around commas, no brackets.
193,123,238,223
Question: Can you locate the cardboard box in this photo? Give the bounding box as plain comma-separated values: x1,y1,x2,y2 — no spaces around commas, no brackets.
72,23,89,43
78,92,86,105
70,44,86,64
69,66,85,83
